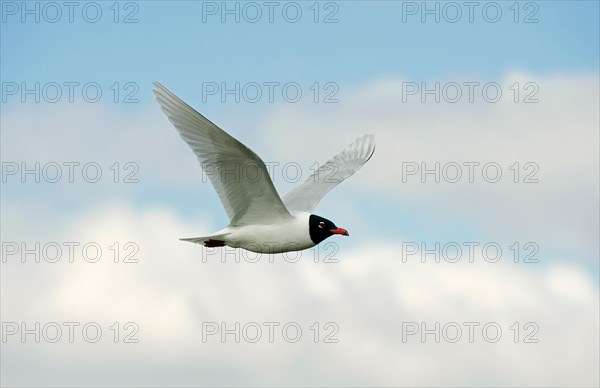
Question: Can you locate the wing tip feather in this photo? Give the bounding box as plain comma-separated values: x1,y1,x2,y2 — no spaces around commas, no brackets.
363,134,376,162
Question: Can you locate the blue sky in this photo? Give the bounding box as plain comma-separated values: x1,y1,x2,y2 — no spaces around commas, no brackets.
1,1,599,386
2,1,599,86
2,1,599,266
2,1,598,260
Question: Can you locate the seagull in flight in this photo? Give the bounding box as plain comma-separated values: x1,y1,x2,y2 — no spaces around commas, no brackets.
154,82,375,253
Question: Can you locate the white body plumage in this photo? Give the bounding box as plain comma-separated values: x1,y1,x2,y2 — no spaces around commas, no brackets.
210,212,314,253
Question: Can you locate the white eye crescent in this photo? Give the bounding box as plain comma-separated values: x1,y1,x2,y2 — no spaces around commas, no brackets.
318,221,325,228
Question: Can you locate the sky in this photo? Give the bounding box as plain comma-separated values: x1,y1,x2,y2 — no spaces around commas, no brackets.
1,1,599,387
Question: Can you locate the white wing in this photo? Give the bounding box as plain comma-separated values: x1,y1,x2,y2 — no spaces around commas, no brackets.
153,82,292,226
282,134,375,213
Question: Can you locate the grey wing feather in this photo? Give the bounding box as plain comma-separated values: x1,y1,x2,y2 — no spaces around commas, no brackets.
153,82,292,226
282,134,375,213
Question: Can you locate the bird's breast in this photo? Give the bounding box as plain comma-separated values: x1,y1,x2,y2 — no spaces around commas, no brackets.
225,213,314,253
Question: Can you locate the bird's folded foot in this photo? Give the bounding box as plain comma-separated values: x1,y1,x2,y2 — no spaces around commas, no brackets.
204,239,225,248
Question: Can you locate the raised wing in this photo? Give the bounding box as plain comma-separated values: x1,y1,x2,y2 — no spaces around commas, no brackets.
153,82,292,226
282,134,375,213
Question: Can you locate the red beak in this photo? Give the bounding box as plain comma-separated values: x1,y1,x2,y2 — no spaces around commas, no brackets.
330,228,349,236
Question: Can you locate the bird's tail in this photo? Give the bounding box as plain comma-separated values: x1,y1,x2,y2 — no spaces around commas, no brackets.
180,233,229,248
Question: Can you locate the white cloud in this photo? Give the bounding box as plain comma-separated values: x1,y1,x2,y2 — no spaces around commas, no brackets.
1,203,598,387
1,72,598,386
260,71,599,262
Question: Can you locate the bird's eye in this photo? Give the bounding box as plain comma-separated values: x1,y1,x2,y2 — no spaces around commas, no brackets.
318,221,325,228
